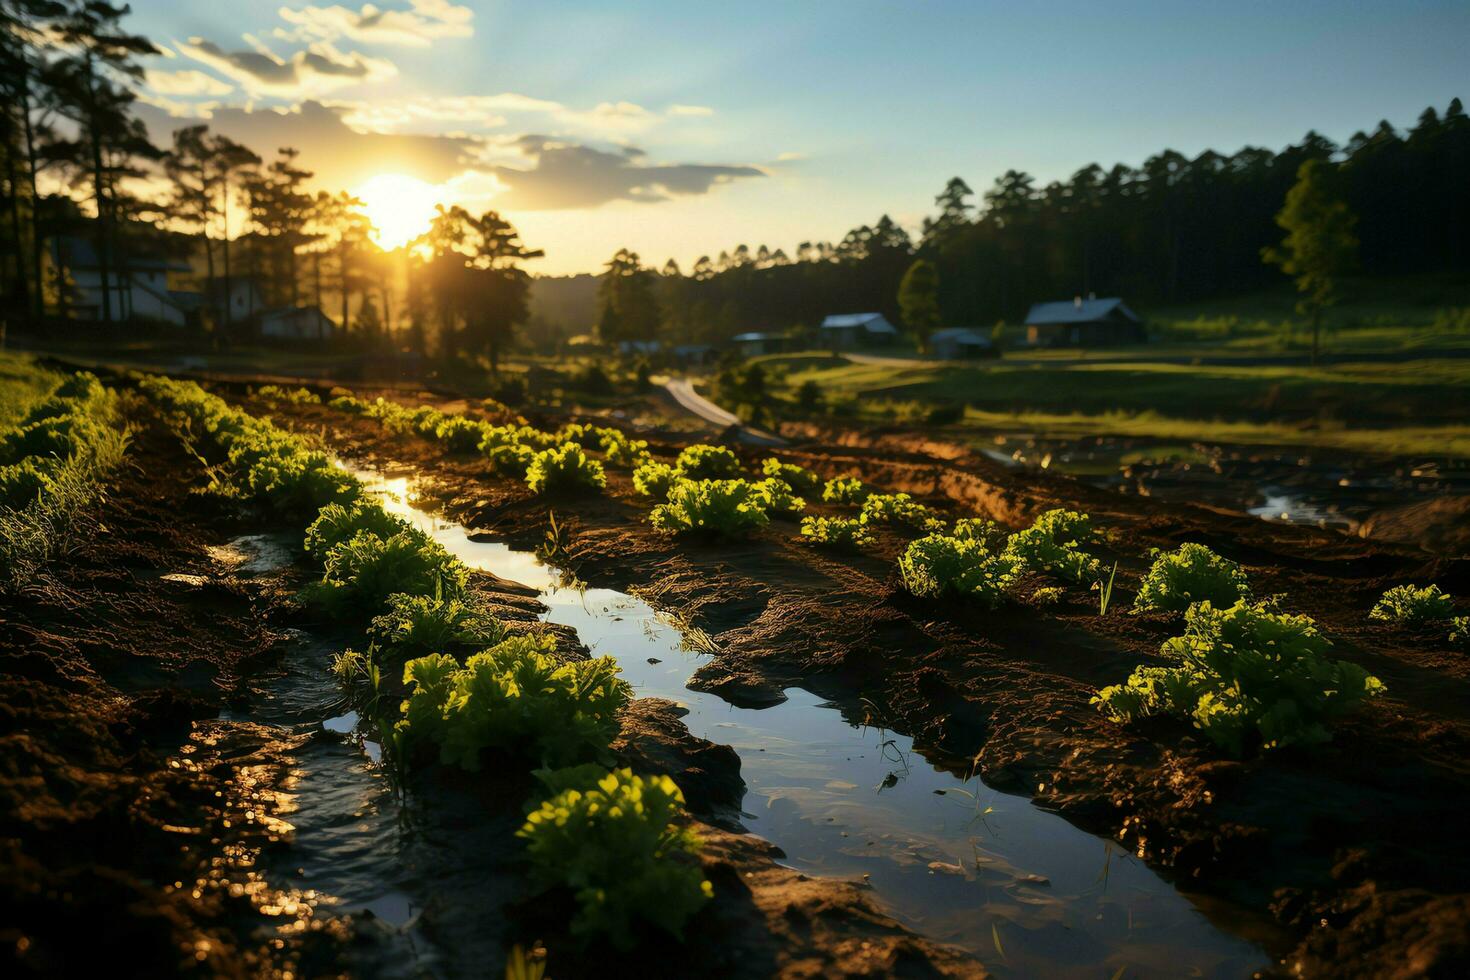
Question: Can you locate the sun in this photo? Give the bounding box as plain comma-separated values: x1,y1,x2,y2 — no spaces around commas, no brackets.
354,173,443,250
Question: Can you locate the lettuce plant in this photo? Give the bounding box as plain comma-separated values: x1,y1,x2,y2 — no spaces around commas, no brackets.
1370,584,1455,625
518,766,711,947
1132,542,1251,613
601,430,650,469
304,498,415,560
751,477,805,519
950,517,1005,549
861,492,942,531
632,460,677,499
650,478,769,536
1003,508,1100,583
1450,616,1469,647
899,533,1018,607
799,514,872,550
525,443,607,496
760,457,822,494
397,636,631,770
367,592,507,661
1094,600,1386,756
821,476,870,506
434,416,490,453
487,441,536,477
673,443,743,480
315,529,468,612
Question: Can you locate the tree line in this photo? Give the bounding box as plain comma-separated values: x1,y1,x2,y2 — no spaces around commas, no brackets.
590,98,1467,344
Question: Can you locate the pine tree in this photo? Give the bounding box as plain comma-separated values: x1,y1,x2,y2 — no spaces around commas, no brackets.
1262,159,1359,363
898,258,942,351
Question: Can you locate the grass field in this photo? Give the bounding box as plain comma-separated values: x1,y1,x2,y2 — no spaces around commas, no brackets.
0,352,62,428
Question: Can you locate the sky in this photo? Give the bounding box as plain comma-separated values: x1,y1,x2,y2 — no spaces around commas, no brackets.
129,0,1470,275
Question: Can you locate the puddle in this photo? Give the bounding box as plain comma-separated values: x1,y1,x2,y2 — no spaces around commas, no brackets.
350,464,1276,978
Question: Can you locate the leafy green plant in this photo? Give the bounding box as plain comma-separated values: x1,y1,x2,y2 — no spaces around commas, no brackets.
1450,616,1469,647
434,416,490,453
861,492,941,531
799,514,872,550
1132,543,1250,613
899,533,1018,607
673,443,743,480
751,477,805,519
821,476,870,505
632,460,677,499
650,478,769,536
1370,584,1455,625
367,592,507,661
313,530,468,612
304,499,414,560
1003,509,1100,583
760,457,821,494
1094,600,1386,756
601,430,650,469
950,517,1005,549
397,635,631,770
256,385,320,405
486,442,536,476
1095,560,1119,615
517,765,711,947
525,443,607,496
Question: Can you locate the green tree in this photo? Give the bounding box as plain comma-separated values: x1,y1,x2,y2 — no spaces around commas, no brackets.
1262,158,1359,363
897,258,942,350
597,248,660,342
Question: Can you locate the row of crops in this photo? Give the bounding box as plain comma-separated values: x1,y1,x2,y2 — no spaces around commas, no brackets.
144,377,712,946
0,370,128,587
302,387,1467,759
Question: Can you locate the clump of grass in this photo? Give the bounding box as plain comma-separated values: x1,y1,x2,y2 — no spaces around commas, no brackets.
1370,584,1455,625
397,635,631,770
1132,543,1251,614
649,479,769,537
821,476,870,506
760,457,822,494
525,444,607,496
799,514,873,550
1094,599,1386,756
518,765,711,947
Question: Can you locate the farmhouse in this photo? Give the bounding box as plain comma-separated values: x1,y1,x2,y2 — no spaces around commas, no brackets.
928,327,996,360
820,312,898,349
259,305,336,341
1024,296,1145,347
47,236,192,326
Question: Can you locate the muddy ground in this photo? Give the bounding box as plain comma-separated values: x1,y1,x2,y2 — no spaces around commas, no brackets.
1,391,987,978
245,384,1470,979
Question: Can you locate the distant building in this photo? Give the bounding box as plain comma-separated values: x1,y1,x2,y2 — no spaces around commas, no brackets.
928,327,996,360
731,331,789,356
616,339,662,356
1024,297,1144,347
672,343,716,365
47,236,192,326
205,278,265,326
820,312,899,348
259,305,336,341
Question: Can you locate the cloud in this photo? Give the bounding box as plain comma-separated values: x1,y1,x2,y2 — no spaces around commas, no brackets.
144,68,234,97
776,150,807,162
135,100,474,188
276,0,473,48
667,104,714,117
487,135,764,210
331,93,672,138
179,36,396,99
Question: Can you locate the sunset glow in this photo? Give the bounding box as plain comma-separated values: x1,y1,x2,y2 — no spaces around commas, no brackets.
355,173,442,250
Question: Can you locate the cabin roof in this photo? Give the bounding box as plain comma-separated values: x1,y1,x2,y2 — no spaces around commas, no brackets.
1024,297,1139,325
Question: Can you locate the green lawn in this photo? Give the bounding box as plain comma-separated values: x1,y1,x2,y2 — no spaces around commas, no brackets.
0,352,62,429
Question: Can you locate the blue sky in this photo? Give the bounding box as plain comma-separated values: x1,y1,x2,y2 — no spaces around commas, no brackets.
131,0,1469,273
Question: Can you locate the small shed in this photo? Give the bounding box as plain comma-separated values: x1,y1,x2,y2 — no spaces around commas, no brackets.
1024,297,1144,347
820,312,899,349
260,305,336,341
929,327,996,360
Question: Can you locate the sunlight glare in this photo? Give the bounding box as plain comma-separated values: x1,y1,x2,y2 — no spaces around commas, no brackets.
354,173,442,250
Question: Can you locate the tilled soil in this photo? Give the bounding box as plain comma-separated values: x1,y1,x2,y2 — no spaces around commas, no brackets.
253,388,1470,979
2,393,986,978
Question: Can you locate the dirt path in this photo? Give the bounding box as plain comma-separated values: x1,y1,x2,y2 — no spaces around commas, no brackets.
254,386,1470,978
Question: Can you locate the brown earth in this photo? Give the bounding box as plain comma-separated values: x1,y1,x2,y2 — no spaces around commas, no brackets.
247,385,1470,979
2,389,985,979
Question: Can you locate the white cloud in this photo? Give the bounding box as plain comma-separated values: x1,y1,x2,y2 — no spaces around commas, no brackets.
667,104,714,117
144,68,234,97
179,36,397,99
276,0,473,48
776,151,807,161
